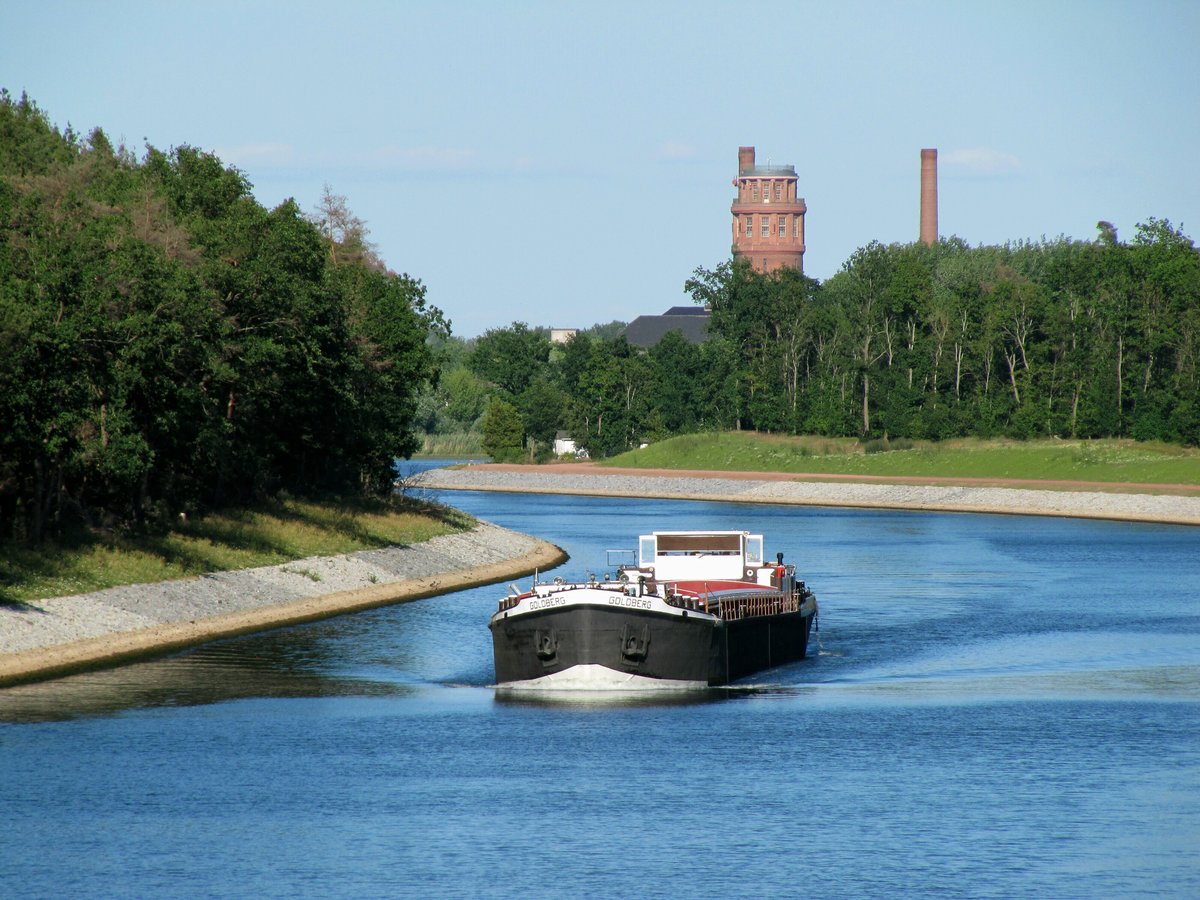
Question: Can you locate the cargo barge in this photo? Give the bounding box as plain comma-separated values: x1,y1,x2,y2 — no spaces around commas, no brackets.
490,530,818,689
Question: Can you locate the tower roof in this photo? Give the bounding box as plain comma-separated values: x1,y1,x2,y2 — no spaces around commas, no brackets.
738,163,797,177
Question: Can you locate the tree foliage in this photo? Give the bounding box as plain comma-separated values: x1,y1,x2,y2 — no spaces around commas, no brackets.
467,322,550,396
423,223,1200,460
0,92,444,541
480,397,524,461
701,227,1200,444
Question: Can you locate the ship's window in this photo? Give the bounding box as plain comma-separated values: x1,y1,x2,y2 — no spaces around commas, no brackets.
657,534,741,554
745,536,763,565
640,535,656,567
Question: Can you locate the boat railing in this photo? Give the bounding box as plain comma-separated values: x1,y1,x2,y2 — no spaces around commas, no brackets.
715,590,802,620
496,578,648,612
497,579,812,617
664,586,806,619
606,548,637,568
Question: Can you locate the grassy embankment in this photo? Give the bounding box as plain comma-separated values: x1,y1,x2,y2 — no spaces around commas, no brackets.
602,433,1200,487
0,496,475,605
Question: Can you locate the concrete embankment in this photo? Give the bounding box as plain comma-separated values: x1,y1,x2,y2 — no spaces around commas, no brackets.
408,465,1200,527
0,521,565,688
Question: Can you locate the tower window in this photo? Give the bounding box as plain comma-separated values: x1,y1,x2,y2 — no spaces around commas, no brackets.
774,183,781,201
751,182,758,200
794,216,801,238
760,216,769,237
744,216,752,236
778,215,786,239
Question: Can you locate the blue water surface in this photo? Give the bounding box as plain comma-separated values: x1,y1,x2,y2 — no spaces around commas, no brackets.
2,479,1198,898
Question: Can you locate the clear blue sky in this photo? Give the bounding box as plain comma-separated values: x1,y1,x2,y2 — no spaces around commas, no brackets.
3,1,1197,337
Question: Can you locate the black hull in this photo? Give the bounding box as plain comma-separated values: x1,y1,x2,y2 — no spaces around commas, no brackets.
491,602,815,687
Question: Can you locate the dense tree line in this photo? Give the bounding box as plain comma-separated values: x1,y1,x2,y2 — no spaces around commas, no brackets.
724,224,1200,443
424,223,1200,458
0,92,445,541
420,322,740,460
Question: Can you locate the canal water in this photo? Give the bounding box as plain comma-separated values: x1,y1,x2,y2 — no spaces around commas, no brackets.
2,476,1199,897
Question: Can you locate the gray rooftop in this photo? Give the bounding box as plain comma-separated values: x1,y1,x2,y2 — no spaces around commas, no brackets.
621,310,710,348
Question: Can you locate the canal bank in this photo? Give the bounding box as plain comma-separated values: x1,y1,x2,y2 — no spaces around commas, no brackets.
408,463,1200,526
0,521,565,688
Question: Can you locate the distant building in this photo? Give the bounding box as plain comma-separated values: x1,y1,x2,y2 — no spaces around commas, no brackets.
549,328,578,344
621,306,710,348
553,432,586,458
731,146,806,273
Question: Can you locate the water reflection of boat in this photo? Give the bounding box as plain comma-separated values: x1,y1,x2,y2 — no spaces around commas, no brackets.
490,531,818,689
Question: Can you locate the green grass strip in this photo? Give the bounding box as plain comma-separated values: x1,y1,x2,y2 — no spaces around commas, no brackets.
603,433,1200,485
0,496,475,605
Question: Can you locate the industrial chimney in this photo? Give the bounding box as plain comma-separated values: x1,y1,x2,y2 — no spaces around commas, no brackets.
920,148,938,246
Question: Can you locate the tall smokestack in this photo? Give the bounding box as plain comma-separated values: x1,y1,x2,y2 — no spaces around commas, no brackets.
920,148,938,246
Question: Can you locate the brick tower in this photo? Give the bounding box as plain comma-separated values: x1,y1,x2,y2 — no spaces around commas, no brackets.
920,148,938,246
731,146,806,273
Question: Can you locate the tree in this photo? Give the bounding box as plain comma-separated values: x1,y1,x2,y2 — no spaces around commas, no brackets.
826,242,893,435
516,375,569,448
686,259,818,433
481,398,524,461
310,184,378,268
468,322,551,396
649,330,706,433
440,367,492,430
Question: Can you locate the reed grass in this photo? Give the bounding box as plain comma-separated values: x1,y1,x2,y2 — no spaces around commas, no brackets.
420,430,485,456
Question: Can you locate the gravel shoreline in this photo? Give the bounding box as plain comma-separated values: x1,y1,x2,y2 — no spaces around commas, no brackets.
0,521,565,687
408,466,1200,526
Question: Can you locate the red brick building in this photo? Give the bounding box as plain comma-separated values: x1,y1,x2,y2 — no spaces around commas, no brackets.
731,146,806,273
